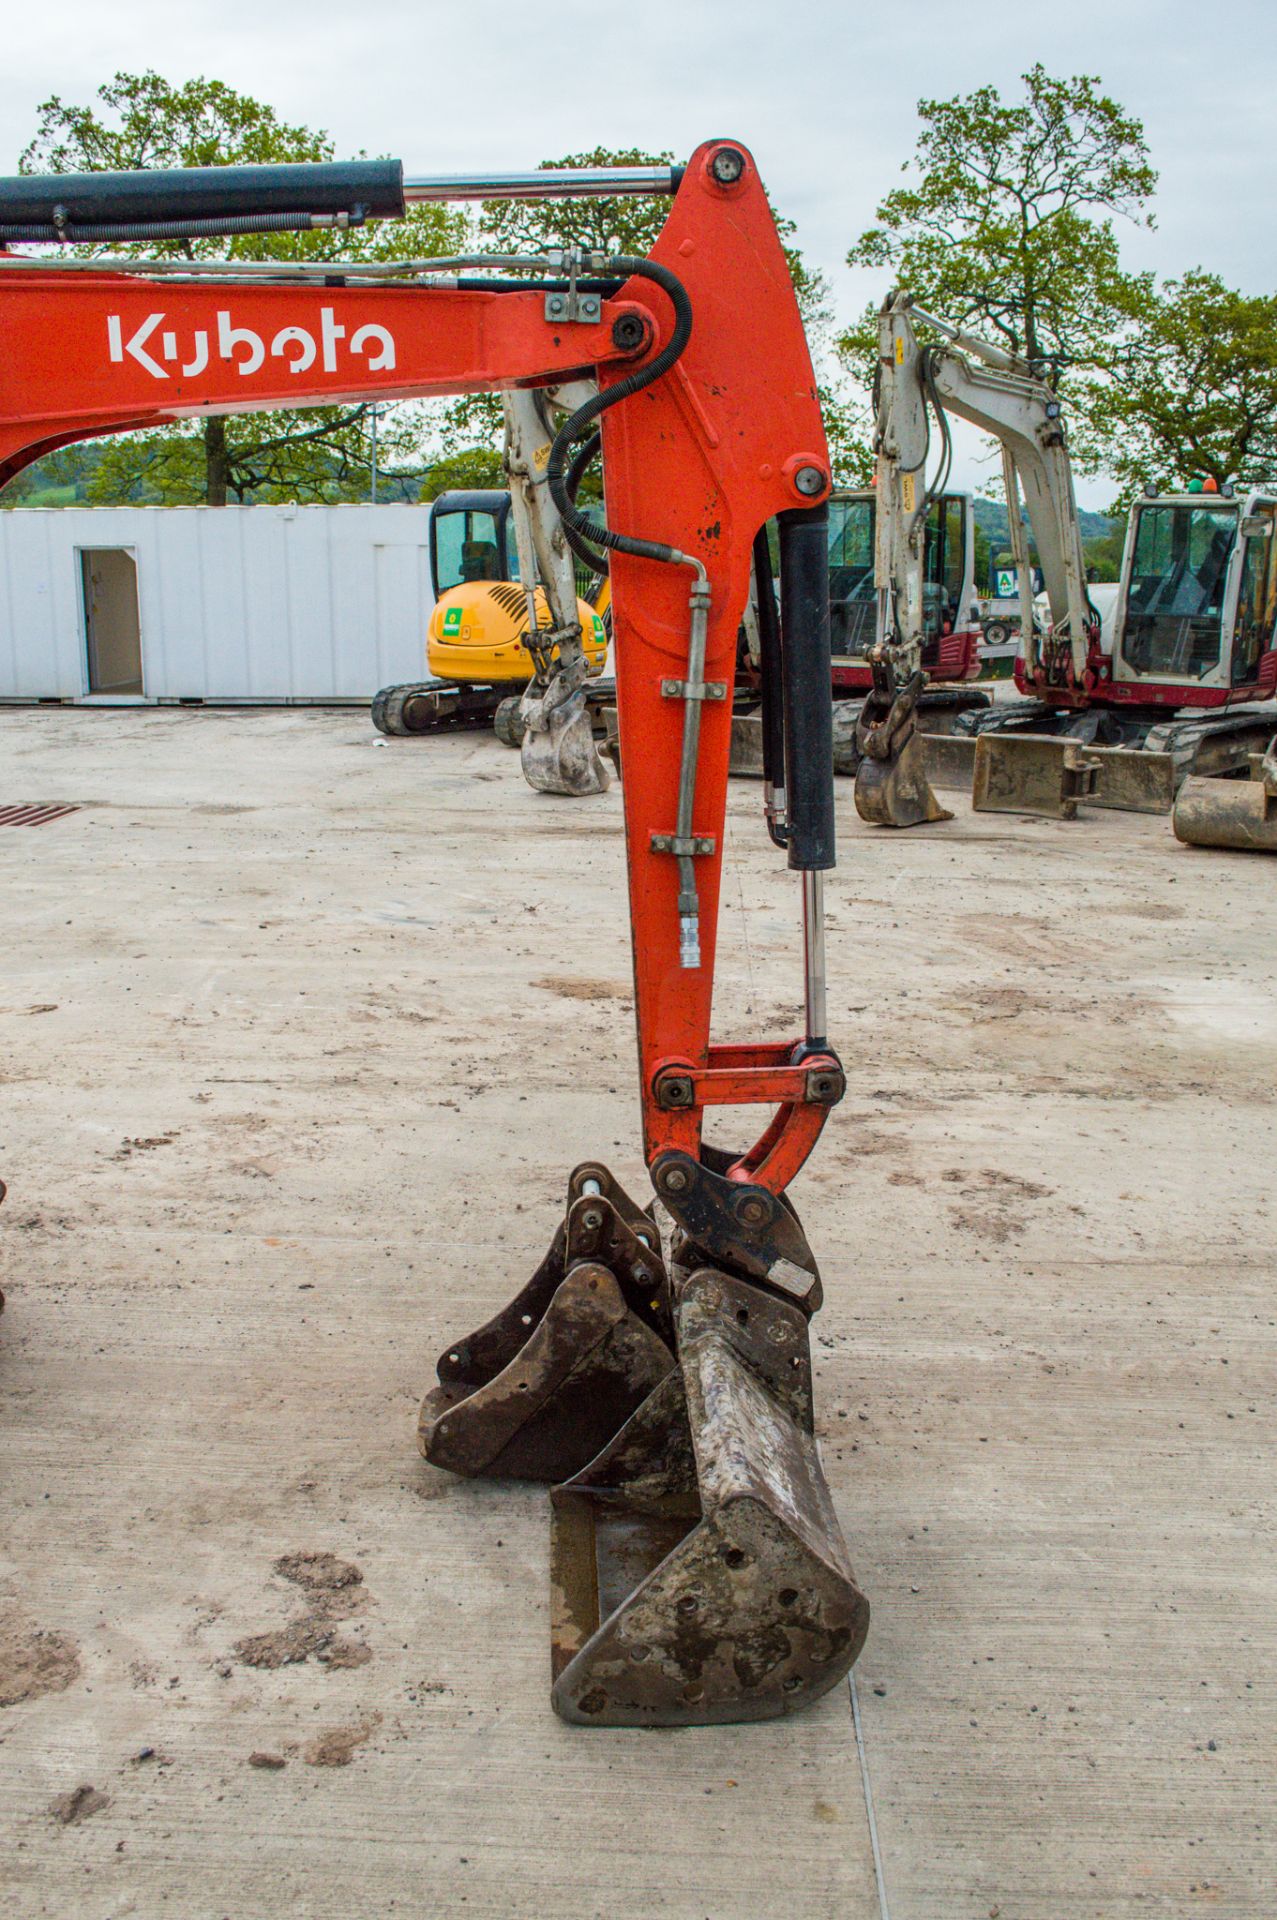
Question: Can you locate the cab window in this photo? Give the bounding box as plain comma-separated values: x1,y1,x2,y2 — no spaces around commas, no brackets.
433,508,508,595
1231,506,1277,685
1123,503,1235,678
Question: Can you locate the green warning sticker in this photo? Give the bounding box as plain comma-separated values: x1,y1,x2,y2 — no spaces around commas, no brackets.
592,616,606,644
442,605,463,636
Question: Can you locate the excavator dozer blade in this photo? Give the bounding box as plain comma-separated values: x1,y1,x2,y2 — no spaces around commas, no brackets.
417,1165,674,1482
550,1267,869,1727
1173,763,1277,853
519,684,610,796
854,724,953,828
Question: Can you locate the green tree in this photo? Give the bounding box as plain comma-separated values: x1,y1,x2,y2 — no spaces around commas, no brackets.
1075,273,1277,498
12,72,465,505
1083,516,1128,580
837,66,1156,389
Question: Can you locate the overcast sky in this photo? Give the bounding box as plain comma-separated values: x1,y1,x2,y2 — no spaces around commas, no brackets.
4,0,1276,506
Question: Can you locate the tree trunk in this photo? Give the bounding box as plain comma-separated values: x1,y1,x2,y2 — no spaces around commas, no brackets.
205,417,229,507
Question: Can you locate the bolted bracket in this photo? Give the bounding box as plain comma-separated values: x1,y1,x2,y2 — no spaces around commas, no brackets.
650,832,715,857
660,677,727,702
804,1065,845,1106
545,288,601,324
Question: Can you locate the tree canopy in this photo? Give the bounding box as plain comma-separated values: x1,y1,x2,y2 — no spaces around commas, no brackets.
1075,272,1277,497
839,65,1156,378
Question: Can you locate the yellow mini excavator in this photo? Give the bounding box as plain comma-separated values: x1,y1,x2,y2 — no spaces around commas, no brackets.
372,388,612,794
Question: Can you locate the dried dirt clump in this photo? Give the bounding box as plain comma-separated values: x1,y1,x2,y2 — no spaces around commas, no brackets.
0,1616,81,1707
49,1785,109,1825
304,1715,381,1768
234,1620,332,1670
274,1551,363,1597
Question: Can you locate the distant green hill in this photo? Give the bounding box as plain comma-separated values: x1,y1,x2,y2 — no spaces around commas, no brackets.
972,495,1112,548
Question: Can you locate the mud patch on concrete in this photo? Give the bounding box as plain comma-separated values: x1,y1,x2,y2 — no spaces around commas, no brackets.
233,1554,371,1671
533,975,631,1002
304,1715,381,1768
943,1166,1054,1243
234,1620,332,1670
274,1551,363,1598
49,1784,109,1825
0,1615,81,1707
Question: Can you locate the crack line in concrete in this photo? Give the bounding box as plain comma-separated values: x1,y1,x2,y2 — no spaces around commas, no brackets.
850,1672,891,1920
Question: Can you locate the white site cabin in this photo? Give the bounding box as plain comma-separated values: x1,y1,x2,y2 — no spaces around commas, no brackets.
0,503,434,703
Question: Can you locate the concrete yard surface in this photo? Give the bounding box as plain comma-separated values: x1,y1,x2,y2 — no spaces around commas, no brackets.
1,707,1274,1919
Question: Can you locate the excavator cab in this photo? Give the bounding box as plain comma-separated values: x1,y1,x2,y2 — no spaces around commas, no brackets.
1115,490,1277,695
423,489,606,688
828,489,980,693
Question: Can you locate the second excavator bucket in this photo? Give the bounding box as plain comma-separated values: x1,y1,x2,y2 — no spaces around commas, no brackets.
853,665,952,828
550,1264,869,1726
1172,741,1277,853
519,679,610,796
418,1165,674,1481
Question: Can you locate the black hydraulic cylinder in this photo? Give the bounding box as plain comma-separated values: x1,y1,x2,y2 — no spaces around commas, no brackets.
752,526,788,846
0,160,404,231
777,505,835,871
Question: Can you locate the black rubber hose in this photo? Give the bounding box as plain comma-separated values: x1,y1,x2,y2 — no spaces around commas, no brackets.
564,431,609,577
547,256,694,574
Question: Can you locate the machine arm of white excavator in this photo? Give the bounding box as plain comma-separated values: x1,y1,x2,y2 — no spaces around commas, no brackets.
854,292,1100,827
503,384,610,796
878,293,1098,687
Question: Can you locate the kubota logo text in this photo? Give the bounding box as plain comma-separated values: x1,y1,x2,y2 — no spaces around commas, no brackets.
107,307,396,381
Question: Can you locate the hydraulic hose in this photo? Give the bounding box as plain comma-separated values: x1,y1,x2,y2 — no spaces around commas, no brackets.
547,255,694,574
564,430,608,577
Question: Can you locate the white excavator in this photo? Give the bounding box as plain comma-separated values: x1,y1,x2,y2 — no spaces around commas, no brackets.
863,290,1277,837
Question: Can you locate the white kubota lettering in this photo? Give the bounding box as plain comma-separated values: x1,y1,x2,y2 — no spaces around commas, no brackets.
351,322,396,371
217,311,265,376
271,326,317,373
106,308,398,383
182,332,209,377
320,307,345,372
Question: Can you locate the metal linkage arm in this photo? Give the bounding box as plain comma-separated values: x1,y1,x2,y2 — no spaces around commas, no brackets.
0,138,838,1195
879,293,1095,688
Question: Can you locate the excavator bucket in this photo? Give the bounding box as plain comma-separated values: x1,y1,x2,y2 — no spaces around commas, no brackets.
519,680,610,796
551,1264,869,1726
855,723,953,827
421,1150,867,1727
852,666,952,828
418,1165,674,1481
1172,742,1277,853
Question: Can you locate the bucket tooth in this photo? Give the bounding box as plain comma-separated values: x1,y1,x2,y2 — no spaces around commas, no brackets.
418,1164,674,1482
549,1267,869,1727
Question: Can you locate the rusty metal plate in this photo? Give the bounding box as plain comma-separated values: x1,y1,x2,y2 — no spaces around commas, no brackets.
972,733,1100,820
1084,748,1178,815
